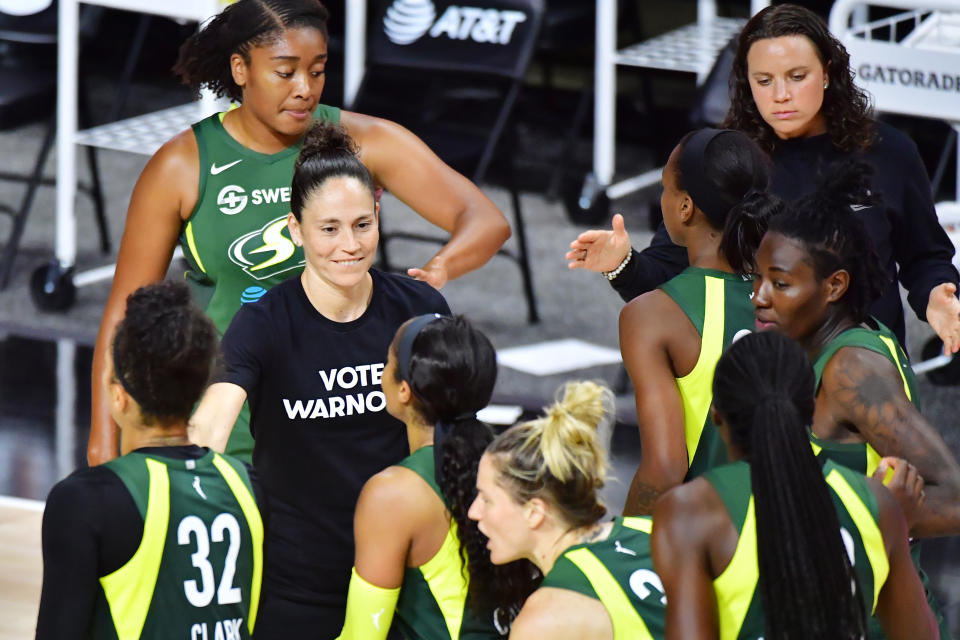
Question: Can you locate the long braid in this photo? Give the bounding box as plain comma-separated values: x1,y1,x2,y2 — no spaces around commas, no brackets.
714,332,866,639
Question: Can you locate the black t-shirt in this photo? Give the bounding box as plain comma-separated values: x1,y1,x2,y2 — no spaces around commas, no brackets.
35,446,265,640
611,121,959,346
216,268,449,605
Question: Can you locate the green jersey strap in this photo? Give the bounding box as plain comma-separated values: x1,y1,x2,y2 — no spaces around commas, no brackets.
659,267,753,478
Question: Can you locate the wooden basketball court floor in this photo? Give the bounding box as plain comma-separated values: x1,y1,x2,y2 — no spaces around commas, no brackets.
0,496,44,639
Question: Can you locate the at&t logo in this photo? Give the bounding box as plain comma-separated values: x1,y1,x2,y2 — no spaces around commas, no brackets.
383,0,527,46
217,185,248,215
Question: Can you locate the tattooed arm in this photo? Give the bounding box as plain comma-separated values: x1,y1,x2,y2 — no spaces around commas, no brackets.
818,347,960,537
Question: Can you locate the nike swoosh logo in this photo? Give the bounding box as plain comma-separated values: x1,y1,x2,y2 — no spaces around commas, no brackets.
211,159,243,175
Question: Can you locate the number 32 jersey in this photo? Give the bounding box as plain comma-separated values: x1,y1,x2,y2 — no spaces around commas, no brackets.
93,450,264,640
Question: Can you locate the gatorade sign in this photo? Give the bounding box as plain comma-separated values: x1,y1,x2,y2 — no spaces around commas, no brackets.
384,0,527,46
373,0,538,76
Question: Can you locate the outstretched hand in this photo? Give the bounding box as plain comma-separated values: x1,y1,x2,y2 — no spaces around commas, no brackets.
566,213,632,273
926,282,960,354
873,456,924,529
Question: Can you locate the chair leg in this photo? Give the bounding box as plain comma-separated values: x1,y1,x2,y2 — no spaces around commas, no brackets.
509,185,539,324
0,112,57,289
546,85,592,201
78,80,110,254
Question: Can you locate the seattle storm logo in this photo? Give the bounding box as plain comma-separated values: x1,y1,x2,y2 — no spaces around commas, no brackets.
228,216,305,281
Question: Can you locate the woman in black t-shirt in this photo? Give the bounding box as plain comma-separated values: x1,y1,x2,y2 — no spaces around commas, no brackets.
566,3,960,351
191,123,449,638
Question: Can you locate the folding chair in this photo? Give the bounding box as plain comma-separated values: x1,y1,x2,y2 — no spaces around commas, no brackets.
0,0,111,290
356,0,544,323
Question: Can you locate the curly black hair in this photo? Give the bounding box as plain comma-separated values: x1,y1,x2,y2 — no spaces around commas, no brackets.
767,159,888,322
723,4,875,154
111,281,217,425
172,0,329,102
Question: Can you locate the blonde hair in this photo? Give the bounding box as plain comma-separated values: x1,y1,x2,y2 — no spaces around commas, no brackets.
487,381,613,528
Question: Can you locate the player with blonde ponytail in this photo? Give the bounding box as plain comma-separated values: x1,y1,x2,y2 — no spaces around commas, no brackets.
468,382,668,640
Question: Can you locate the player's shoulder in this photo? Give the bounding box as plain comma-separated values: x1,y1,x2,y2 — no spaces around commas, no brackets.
372,269,449,314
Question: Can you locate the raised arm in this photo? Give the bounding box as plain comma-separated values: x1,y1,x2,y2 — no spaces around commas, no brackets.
620,293,690,515
819,348,960,536
868,477,938,640
88,131,198,465
190,383,248,453
337,467,422,640
342,111,511,289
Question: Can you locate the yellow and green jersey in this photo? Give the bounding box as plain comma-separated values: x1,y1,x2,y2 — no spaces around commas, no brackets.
394,447,504,639
704,459,887,640
90,450,263,640
180,104,341,460
810,319,919,476
809,322,948,639
658,267,754,479
540,516,665,640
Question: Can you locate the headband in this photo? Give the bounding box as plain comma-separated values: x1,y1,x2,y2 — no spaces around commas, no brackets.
679,128,742,227
394,313,478,489
396,313,444,381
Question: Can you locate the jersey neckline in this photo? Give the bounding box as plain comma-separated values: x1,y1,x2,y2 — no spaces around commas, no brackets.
210,111,303,165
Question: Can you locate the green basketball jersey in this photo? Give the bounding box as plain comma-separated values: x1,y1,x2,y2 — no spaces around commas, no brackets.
394,447,504,639
658,267,754,479
91,450,264,640
180,104,340,460
704,460,888,640
810,320,920,476
540,516,665,640
808,323,948,639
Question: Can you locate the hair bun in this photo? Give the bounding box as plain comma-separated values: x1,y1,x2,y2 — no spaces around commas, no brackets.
303,122,357,154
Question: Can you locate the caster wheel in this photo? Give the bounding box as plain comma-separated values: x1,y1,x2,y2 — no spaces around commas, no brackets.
563,173,610,226
920,336,960,386
30,261,76,312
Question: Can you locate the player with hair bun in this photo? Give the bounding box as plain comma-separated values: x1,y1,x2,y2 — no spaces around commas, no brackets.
191,122,450,637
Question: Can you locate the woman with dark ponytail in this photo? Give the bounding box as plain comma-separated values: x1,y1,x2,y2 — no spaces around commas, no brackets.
620,128,782,515
752,159,960,636
652,331,936,640
89,0,510,465
337,314,534,639
469,381,668,640
191,122,450,637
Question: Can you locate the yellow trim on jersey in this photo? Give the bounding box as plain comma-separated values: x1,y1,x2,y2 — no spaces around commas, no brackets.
420,521,469,640
564,548,655,640
621,516,652,534
184,221,207,274
676,276,726,466
713,497,758,640
824,469,889,612
212,454,264,635
337,568,400,640
878,335,912,402
99,458,169,640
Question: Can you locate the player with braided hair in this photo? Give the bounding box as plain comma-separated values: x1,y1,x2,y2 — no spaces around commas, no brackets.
337,314,536,639
652,331,936,640
752,159,960,636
